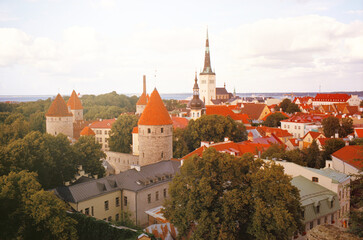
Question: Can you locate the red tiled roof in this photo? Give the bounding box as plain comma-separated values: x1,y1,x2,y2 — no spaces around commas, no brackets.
132,126,138,134
138,88,173,126
136,92,148,105
206,105,250,123
293,96,313,104
332,145,363,170
67,90,83,110
288,138,299,147
346,106,359,115
46,94,73,117
80,126,95,136
240,103,268,120
250,133,285,146
89,119,116,129
303,131,325,140
314,93,350,102
181,141,270,160
257,126,293,138
261,111,289,121
355,129,363,138
317,138,330,146
172,117,189,129
281,113,327,124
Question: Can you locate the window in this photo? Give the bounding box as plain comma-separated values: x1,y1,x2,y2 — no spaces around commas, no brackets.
103,218,106,221
298,126,301,129
330,200,334,208
310,222,313,229
316,205,320,214
148,128,151,133
116,213,119,221
156,191,159,201
164,188,167,198
116,197,120,207
312,177,319,182
148,194,151,204
331,214,335,223
161,152,163,159
295,126,297,129
302,209,305,219
161,128,163,133
104,200,109,211
104,130,107,135
91,206,94,216
85,208,90,215
108,216,112,222
124,196,128,206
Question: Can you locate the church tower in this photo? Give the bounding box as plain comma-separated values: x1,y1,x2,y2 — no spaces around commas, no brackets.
67,90,83,122
199,29,216,105
46,94,74,138
138,88,173,166
136,75,148,115
188,72,205,119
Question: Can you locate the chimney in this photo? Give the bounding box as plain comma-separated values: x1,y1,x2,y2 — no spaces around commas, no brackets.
131,164,141,171
201,141,209,147
143,75,146,94
224,137,229,142
335,133,339,138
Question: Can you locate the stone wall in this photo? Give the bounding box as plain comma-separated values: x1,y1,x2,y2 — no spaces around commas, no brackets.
138,125,173,166
105,151,139,174
46,116,73,138
71,109,83,121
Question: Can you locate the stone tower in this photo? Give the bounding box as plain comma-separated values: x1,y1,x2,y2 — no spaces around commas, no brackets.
67,90,83,122
136,75,148,115
199,29,216,105
46,94,74,138
188,72,205,119
138,88,173,166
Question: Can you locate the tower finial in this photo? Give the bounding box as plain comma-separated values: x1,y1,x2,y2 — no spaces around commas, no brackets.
206,26,208,40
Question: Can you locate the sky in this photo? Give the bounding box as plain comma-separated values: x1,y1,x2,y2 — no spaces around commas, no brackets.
0,0,363,96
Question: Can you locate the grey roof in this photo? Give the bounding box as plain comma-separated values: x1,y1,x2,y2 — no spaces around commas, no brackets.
53,160,181,203
305,167,350,184
216,87,229,95
246,129,262,139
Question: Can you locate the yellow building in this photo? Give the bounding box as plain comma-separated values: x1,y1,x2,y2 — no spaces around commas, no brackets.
53,160,180,227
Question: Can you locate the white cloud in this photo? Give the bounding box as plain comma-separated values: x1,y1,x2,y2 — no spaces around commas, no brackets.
0,15,362,94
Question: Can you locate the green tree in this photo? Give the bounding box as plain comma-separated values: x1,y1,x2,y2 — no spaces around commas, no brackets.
261,144,285,160
164,148,303,240
322,138,345,160
350,138,363,146
173,128,189,158
286,103,301,114
0,116,30,146
185,115,247,152
349,175,363,237
1,131,78,189
285,149,306,166
29,111,46,133
322,116,340,138
73,136,106,178
279,99,291,112
109,114,139,153
303,140,323,168
263,112,288,127
0,171,77,240
339,117,353,138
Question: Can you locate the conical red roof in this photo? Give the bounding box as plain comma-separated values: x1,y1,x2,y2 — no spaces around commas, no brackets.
80,126,95,136
46,94,73,117
136,92,148,105
138,88,172,126
67,90,83,110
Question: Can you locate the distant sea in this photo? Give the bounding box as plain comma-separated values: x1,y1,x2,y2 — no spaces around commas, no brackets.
1,91,362,102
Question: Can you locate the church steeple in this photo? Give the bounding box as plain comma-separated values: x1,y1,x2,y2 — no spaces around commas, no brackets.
202,28,214,75
193,71,199,96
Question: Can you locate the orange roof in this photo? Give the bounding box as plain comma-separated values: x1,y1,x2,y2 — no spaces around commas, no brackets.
240,103,268,120
314,93,350,102
138,88,173,126
172,117,189,129
136,92,148,105
46,94,73,117
281,113,327,124
80,126,96,136
206,105,250,124
288,138,299,147
132,126,138,134
181,141,270,160
332,145,363,170
89,119,116,129
67,90,83,110
303,131,325,140
355,129,363,138
257,126,293,138
293,96,313,104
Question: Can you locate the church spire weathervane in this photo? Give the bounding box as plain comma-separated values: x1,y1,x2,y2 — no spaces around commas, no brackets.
202,27,214,74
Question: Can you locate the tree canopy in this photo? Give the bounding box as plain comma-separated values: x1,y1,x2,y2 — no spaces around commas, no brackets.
164,148,303,240
278,99,300,114
184,115,247,152
322,138,345,160
263,112,288,127
0,171,77,240
109,114,139,153
322,116,340,137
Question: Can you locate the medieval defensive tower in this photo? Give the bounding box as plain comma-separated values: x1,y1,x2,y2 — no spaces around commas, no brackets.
67,90,83,122
46,94,74,138
138,88,173,166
